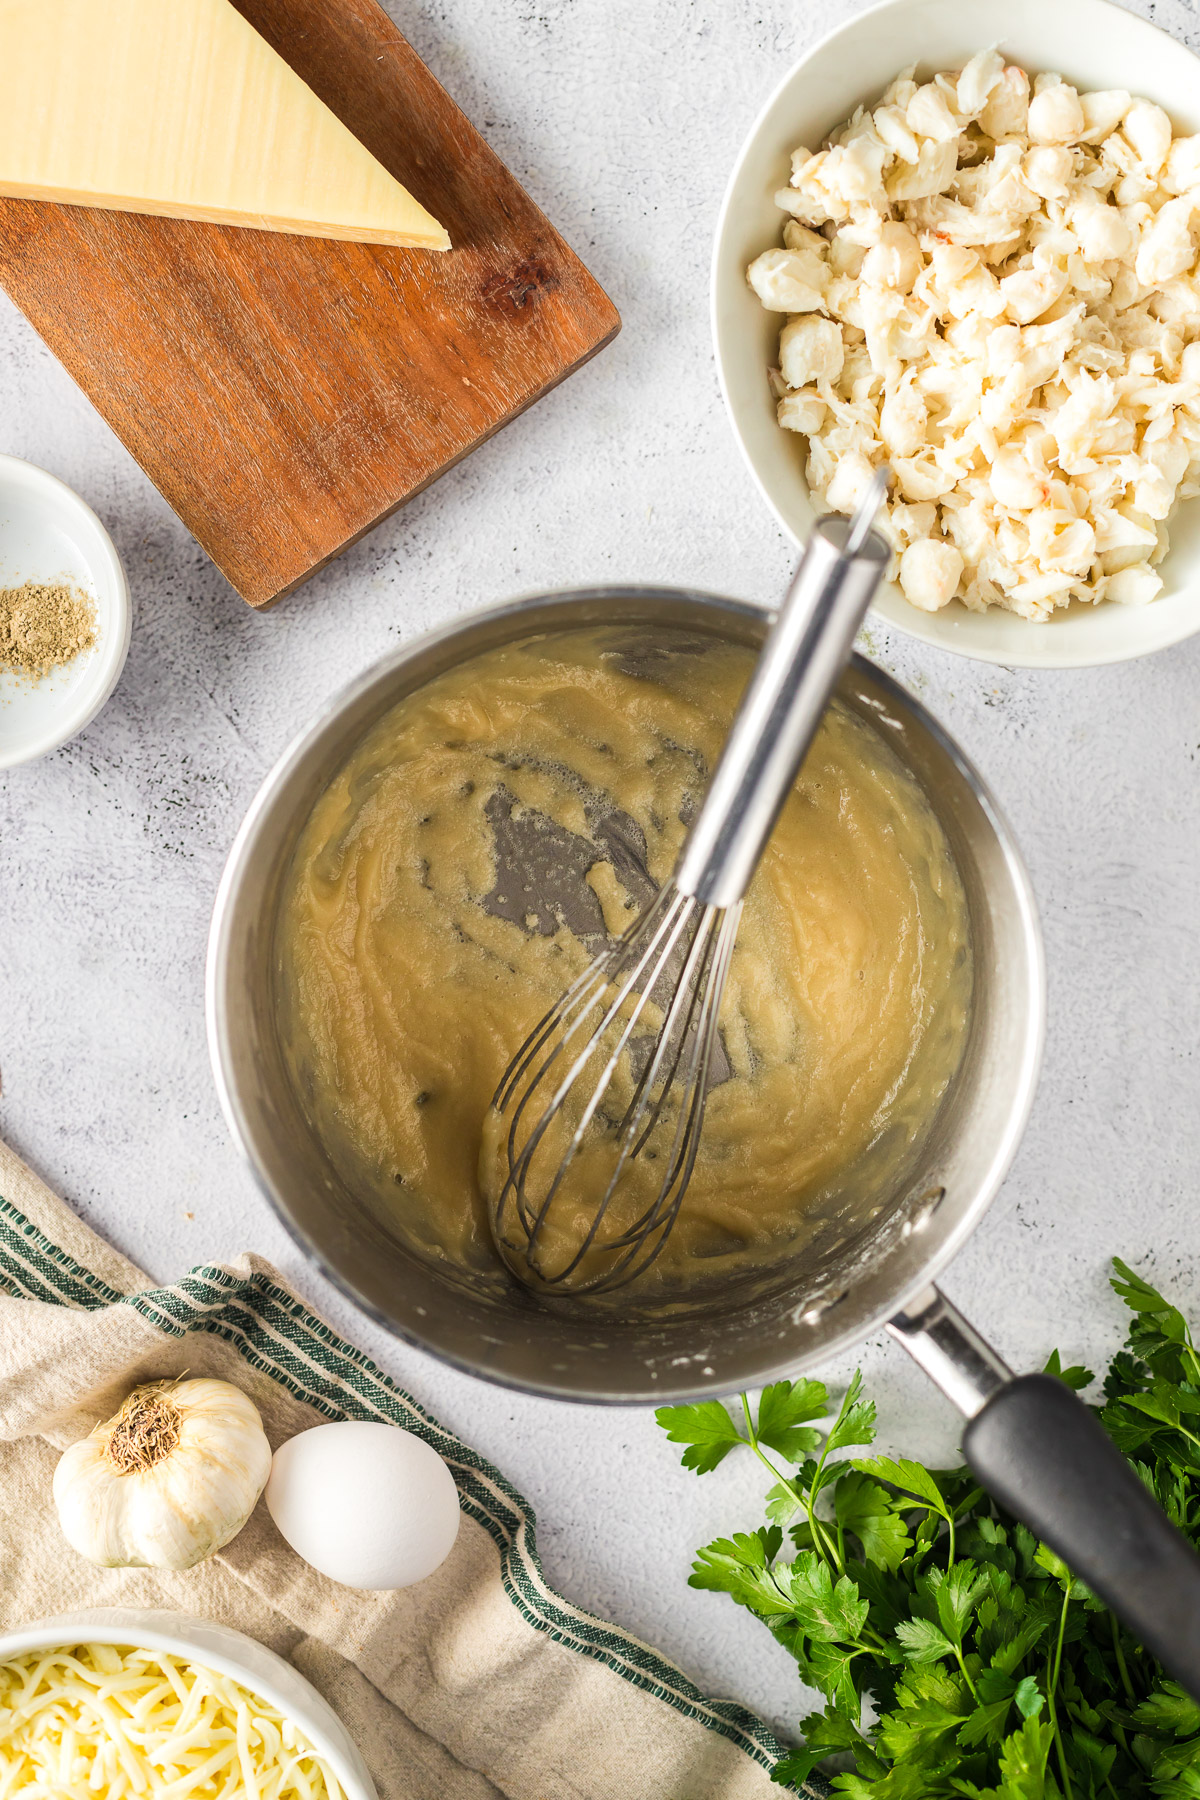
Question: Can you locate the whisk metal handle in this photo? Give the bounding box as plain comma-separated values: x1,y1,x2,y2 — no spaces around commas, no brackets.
674,481,891,910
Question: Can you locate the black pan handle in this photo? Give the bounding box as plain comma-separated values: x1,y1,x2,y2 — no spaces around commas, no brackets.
890,1286,1200,1700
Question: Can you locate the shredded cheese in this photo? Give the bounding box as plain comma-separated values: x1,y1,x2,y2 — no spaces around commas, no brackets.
0,1643,347,1799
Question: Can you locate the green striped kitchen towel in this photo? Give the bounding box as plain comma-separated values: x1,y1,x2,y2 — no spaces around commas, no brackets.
0,1136,810,1800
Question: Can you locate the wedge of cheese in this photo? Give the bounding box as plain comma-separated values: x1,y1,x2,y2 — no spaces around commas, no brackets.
0,0,450,249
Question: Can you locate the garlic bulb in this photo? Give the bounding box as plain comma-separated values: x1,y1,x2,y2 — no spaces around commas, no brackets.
53,1377,272,1570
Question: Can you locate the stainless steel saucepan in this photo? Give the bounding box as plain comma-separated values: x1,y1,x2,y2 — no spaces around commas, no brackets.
207,587,1200,1691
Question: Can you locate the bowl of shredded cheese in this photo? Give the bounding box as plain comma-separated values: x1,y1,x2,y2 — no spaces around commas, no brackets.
713,0,1200,666
0,1610,377,1799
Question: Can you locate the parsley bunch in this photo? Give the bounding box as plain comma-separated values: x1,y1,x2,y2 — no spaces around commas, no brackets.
656,1259,1200,1797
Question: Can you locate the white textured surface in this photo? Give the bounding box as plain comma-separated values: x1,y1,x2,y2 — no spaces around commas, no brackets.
2,0,1199,1745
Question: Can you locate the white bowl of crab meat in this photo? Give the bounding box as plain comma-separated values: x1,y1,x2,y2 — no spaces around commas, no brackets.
713,0,1200,667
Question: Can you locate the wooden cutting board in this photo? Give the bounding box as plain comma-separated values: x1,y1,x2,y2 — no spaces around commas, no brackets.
0,0,619,607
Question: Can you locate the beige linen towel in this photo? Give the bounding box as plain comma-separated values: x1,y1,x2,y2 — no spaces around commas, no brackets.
0,1139,800,1800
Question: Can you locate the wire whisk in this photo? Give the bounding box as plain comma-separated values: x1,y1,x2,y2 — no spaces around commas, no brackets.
488,471,892,1297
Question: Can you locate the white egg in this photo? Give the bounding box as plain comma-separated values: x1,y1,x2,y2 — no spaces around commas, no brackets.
265,1421,460,1589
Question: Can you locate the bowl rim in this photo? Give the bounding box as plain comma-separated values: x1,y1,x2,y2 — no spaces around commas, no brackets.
0,454,132,769
0,1607,377,1799
207,586,1045,1405
710,0,1200,669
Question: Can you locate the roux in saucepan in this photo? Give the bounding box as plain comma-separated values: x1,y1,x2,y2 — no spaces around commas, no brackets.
276,628,972,1302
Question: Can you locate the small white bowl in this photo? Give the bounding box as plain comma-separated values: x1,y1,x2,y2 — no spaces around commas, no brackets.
713,0,1200,668
0,1608,377,1799
0,456,131,768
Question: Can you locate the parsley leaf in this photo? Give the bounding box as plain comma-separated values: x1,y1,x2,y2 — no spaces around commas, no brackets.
875,1665,973,1768
654,1398,743,1473
851,1455,951,1517
1111,1256,1200,1387
768,1743,827,1789
764,1481,802,1528
783,1550,869,1642
932,1560,988,1646
1042,1348,1094,1391
689,1527,788,1614
894,1615,955,1665
835,1470,913,1573
825,1369,877,1457
794,1705,884,1775
807,1639,865,1716
991,1714,1056,1797
1133,1680,1200,1737
1013,1675,1043,1718
831,1767,931,1799
754,1378,829,1460
957,1691,1016,1750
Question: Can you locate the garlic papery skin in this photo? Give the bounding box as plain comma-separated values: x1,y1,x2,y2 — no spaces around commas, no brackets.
53,1377,272,1570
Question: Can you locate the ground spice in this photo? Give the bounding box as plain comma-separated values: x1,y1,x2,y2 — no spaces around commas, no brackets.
0,580,98,682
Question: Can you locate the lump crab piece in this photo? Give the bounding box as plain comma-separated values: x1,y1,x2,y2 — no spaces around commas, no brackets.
774,184,833,228
999,264,1070,324
1122,100,1173,176
1104,562,1164,602
1028,511,1097,575
989,444,1046,510
776,389,828,435
880,377,928,457
1163,135,1200,195
956,48,1005,119
886,139,958,203
1027,74,1085,146
1068,193,1133,262
825,450,879,514
906,81,961,143
779,314,846,388
862,222,923,292
873,103,920,164
747,246,829,312
1078,89,1132,145
979,64,1030,139
1136,196,1199,287
1023,146,1075,202
899,537,965,610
